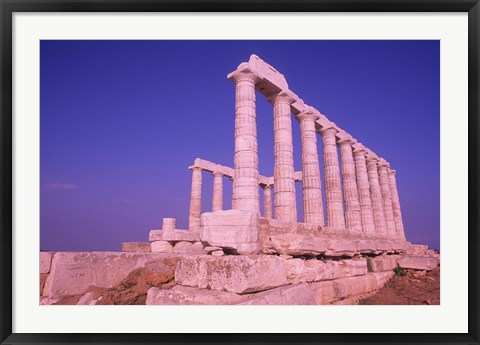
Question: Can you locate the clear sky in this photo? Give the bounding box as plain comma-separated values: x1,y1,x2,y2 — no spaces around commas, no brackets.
40,40,440,251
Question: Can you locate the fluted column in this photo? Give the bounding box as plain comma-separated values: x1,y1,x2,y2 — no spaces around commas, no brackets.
378,160,396,238
338,138,362,235
212,171,223,212
263,185,273,220
230,71,261,214
388,169,406,240
188,166,202,232
352,146,376,236
298,110,324,226
366,155,387,237
271,92,296,224
320,126,345,230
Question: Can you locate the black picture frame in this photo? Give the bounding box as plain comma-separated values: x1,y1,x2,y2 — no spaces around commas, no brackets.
1,1,478,344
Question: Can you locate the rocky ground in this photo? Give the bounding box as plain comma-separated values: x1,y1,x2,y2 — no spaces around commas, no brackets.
359,265,440,305
47,263,440,306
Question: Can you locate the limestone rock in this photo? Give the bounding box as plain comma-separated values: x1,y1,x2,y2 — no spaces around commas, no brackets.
325,238,357,257
211,250,224,257
285,258,367,284
397,255,438,271
199,209,259,254
173,241,204,254
162,230,201,243
309,271,394,304
367,255,399,272
148,230,163,242
121,242,151,252
175,255,288,294
146,285,241,305
236,283,316,305
151,241,173,253
43,252,179,299
148,229,163,242
40,252,52,274
405,244,429,255
260,233,328,256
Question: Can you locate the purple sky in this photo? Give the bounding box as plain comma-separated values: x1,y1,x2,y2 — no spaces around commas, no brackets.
40,40,440,251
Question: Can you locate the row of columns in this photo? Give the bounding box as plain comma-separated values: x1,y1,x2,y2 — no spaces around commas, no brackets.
188,166,225,232
188,163,277,231
227,68,406,240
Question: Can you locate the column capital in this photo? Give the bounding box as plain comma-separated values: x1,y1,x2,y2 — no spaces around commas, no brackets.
388,169,397,176
365,149,379,162
227,64,262,84
267,90,298,105
319,124,339,136
264,184,272,190
297,107,319,122
352,143,367,156
336,129,356,146
337,136,357,147
212,171,223,177
188,165,202,171
377,158,390,169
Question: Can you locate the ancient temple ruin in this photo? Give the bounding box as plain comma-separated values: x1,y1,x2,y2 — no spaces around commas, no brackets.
154,54,409,257
41,55,439,306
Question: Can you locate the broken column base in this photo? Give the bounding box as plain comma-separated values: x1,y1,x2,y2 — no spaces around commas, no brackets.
199,209,259,254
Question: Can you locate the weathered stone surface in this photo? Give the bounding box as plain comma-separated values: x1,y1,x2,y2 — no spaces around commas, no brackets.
260,233,328,256
405,244,429,255
355,240,378,254
237,283,316,305
309,271,394,304
40,252,52,274
146,285,241,305
211,250,224,257
43,252,179,298
286,258,367,284
397,255,438,271
173,241,204,254
175,255,288,294
121,242,151,253
151,241,173,253
148,230,163,242
367,255,399,272
325,239,357,257
200,210,259,254
162,230,201,243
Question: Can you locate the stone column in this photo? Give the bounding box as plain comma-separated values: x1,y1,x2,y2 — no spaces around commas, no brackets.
366,155,387,237
212,171,223,212
378,160,396,238
230,71,261,215
352,146,376,237
298,109,324,226
271,91,297,224
388,169,406,240
263,184,273,220
320,126,345,230
338,138,362,235
188,166,202,232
